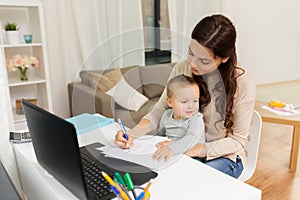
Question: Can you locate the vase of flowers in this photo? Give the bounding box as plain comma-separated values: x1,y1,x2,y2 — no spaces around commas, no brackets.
6,55,39,81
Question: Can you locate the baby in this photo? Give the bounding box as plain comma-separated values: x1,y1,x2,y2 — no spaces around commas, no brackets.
152,74,205,162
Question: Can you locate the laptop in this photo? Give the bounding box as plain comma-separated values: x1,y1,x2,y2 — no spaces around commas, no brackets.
22,99,157,200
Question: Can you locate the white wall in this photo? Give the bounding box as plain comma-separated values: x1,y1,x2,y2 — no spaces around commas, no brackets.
221,0,300,85
168,0,220,62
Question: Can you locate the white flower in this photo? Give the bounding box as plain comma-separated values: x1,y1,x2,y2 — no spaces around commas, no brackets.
6,54,39,71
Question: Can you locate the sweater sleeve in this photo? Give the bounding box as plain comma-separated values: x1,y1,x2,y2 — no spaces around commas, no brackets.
169,113,205,155
205,71,256,160
156,110,168,137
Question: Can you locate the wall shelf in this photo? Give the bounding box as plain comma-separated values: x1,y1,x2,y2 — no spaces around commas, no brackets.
8,76,46,87
0,1,52,130
3,43,42,48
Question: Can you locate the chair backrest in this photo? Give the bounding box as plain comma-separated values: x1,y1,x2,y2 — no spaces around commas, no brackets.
238,110,262,182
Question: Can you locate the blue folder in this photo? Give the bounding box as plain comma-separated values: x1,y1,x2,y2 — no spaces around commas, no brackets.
65,113,115,135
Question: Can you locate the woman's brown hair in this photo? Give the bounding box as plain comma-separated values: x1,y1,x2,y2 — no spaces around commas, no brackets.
191,14,244,134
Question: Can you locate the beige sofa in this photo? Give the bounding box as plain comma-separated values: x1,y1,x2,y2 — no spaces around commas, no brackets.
68,63,176,128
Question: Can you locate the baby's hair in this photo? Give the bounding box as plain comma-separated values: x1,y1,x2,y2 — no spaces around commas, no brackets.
166,74,198,98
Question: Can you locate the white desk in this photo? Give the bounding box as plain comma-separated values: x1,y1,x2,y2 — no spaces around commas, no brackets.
13,122,261,200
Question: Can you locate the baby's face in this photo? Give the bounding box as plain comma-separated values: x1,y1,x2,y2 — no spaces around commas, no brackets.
167,84,200,120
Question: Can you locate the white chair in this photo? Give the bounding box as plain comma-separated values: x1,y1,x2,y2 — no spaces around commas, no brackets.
238,110,262,182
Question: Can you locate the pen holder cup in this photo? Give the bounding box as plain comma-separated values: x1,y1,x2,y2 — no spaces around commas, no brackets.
115,186,150,200
119,186,150,200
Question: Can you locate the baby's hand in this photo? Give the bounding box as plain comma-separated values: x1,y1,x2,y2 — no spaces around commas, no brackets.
152,145,174,162
155,140,173,148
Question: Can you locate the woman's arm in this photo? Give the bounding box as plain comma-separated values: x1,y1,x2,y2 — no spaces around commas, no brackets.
185,71,256,159
205,99,255,159
115,61,192,148
115,78,169,149
184,100,254,158
184,143,208,157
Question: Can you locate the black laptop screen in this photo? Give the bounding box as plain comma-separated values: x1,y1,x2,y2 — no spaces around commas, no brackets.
22,99,88,200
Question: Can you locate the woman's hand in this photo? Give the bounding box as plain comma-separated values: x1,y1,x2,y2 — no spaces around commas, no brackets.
115,118,153,149
152,145,174,162
184,143,207,157
114,130,135,149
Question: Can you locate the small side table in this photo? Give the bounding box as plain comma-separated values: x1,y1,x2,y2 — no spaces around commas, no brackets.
255,101,300,172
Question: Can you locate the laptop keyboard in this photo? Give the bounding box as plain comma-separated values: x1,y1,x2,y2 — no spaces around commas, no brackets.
81,153,115,199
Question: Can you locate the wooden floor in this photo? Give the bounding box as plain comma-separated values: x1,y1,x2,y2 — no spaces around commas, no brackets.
246,123,300,200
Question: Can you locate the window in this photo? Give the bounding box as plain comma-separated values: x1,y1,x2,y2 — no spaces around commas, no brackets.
142,0,171,64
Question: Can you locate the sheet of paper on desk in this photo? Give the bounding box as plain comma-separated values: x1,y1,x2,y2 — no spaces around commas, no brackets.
262,105,300,116
97,135,180,171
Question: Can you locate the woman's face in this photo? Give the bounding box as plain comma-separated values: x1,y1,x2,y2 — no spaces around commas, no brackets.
187,39,225,75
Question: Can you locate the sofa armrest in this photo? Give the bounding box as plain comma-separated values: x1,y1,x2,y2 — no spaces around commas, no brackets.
68,82,115,118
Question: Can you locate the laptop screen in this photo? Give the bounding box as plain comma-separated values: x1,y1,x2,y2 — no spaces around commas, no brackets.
22,99,89,200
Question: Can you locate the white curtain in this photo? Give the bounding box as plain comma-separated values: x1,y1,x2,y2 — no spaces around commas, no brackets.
168,0,220,62
0,46,23,196
40,0,144,117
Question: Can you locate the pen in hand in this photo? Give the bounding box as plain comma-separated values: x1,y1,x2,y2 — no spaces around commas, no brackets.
118,118,129,140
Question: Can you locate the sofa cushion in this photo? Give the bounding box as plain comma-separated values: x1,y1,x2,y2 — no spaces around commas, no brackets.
79,66,143,94
120,66,143,94
106,77,148,112
90,68,123,92
139,63,175,98
80,67,147,112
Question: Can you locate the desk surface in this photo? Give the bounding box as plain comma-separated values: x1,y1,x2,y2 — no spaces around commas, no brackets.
13,122,261,200
0,162,22,200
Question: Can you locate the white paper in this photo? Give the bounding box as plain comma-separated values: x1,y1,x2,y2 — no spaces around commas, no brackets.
97,135,181,171
262,105,300,116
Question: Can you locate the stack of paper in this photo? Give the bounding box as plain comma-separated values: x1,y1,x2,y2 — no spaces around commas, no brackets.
97,135,181,171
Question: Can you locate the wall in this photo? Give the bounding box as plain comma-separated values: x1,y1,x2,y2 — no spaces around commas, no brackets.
168,0,220,62
221,0,300,85
256,80,300,104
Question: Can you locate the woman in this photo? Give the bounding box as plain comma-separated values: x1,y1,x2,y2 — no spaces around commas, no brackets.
115,14,256,178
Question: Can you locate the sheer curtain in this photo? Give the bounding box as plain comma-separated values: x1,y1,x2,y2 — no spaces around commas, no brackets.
0,48,23,195
40,0,144,117
168,0,220,62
